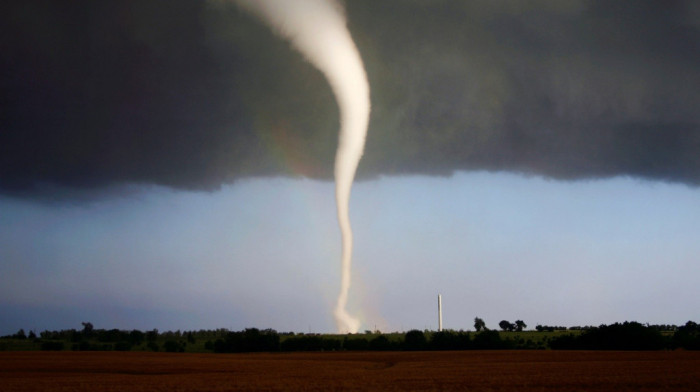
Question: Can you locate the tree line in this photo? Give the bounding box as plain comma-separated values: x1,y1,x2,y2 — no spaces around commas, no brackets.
1,320,698,352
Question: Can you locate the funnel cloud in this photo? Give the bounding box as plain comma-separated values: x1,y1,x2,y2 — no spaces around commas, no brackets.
233,0,369,333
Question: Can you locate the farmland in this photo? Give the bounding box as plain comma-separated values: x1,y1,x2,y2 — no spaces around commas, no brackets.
2,350,699,391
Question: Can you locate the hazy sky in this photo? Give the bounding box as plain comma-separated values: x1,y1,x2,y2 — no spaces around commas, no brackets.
1,0,699,334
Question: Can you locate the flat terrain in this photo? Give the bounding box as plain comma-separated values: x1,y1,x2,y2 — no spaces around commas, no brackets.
2,350,699,391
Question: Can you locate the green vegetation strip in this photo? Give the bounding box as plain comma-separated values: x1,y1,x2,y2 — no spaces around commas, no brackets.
1,321,698,353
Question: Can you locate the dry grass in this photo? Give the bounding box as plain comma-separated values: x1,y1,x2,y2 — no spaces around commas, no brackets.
2,350,699,391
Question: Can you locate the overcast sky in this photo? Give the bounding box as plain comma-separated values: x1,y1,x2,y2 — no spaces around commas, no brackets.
1,0,699,334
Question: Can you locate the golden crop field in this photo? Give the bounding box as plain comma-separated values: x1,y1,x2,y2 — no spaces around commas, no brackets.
2,350,699,391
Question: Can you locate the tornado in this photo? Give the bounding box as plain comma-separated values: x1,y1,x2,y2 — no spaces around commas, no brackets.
233,0,370,333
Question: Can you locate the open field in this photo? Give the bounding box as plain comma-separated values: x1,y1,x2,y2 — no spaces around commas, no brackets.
2,350,699,391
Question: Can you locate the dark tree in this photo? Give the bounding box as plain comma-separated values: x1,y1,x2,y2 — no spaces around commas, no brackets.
163,340,184,352
81,322,94,336
369,335,392,351
474,317,486,332
430,330,471,350
213,328,280,353
186,331,196,344
403,330,427,350
129,330,145,346
14,329,27,339
343,336,369,351
673,321,700,350
549,322,665,350
97,329,127,343
146,329,159,342
499,320,514,332
473,330,511,349
280,335,324,351
514,320,527,332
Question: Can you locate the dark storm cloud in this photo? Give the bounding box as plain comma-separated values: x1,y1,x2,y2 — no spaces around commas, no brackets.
2,0,699,198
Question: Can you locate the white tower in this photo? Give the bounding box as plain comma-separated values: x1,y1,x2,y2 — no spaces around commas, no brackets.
438,294,443,332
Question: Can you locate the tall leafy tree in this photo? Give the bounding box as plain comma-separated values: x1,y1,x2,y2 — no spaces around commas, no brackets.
499,320,515,332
